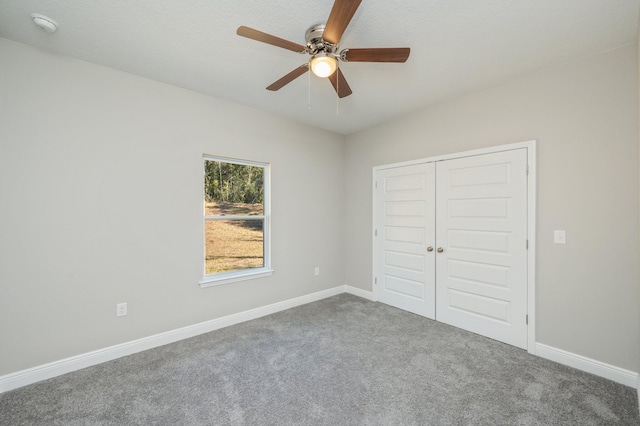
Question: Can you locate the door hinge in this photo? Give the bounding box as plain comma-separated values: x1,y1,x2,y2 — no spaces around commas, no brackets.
375,181,378,189
374,277,378,285
526,315,529,325
375,229,378,237
526,165,529,175
526,239,528,249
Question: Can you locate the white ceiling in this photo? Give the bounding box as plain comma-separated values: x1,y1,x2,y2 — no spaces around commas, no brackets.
0,0,638,135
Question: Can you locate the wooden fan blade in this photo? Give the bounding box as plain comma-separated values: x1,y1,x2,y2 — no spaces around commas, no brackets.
323,0,363,45
237,26,306,53
327,68,353,98
342,47,410,63
266,64,309,91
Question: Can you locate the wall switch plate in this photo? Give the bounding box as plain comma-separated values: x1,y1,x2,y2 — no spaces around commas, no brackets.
314,267,320,276
116,302,127,317
554,230,566,244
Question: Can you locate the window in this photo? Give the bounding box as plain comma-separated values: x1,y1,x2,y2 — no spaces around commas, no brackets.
201,155,271,287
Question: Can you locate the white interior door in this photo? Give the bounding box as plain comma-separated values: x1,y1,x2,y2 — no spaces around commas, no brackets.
435,149,528,348
374,163,436,319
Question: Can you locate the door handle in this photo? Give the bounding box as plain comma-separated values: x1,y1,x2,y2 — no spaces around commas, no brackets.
427,246,434,252
437,247,444,253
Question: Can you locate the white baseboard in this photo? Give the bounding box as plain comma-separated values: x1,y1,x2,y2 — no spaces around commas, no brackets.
3,289,636,395
344,285,375,301
0,285,346,393
535,343,638,388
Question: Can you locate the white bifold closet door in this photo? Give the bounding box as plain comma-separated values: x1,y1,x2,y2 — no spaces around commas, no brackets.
374,148,528,349
374,163,436,319
435,149,528,349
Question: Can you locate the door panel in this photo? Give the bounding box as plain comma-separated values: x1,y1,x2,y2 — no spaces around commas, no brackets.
447,289,511,323
435,149,528,349
374,163,436,319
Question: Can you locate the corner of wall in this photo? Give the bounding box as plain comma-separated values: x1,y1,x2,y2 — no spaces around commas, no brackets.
636,10,640,414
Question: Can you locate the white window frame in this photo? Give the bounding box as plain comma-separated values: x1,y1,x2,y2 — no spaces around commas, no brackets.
199,155,272,288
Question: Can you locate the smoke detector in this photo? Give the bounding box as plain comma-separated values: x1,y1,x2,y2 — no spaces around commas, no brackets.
31,14,58,33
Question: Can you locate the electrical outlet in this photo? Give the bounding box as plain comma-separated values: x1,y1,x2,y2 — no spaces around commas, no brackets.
314,267,320,276
116,302,127,317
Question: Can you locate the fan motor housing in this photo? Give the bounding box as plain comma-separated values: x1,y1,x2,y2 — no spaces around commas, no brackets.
305,24,336,54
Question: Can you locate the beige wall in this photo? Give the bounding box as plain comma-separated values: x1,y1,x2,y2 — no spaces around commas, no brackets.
345,45,639,371
0,38,346,375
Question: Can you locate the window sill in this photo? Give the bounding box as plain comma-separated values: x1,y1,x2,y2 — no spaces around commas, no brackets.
199,269,274,288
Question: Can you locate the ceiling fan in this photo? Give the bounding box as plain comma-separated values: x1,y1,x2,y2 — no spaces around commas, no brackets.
237,0,410,98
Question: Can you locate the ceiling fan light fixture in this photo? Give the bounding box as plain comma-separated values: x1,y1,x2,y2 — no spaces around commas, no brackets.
310,53,338,78
237,0,409,98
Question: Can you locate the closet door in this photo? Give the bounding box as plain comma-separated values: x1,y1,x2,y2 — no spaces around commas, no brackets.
374,163,436,319
435,149,528,348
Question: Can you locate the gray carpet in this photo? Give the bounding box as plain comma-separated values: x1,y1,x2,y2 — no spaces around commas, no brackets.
1,294,638,425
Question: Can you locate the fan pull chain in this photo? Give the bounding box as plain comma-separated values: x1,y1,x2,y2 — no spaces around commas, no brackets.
307,67,311,111
336,68,340,115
